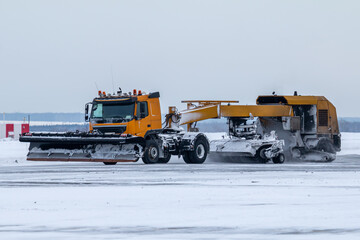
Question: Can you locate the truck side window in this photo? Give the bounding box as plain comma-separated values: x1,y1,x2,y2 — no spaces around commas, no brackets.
91,104,103,118
137,102,148,118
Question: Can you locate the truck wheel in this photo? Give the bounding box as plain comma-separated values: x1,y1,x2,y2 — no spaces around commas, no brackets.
272,153,285,164
183,137,208,164
255,147,269,164
142,140,159,164
158,151,171,164
182,152,191,164
103,162,117,165
316,139,336,154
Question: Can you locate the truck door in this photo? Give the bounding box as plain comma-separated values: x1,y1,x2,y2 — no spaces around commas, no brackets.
135,101,152,137
148,98,162,130
317,100,331,134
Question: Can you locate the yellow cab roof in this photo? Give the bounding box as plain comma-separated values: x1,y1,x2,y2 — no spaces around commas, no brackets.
256,95,328,105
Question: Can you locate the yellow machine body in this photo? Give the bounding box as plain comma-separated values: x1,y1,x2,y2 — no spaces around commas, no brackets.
180,95,339,137
180,94,341,160
255,95,340,136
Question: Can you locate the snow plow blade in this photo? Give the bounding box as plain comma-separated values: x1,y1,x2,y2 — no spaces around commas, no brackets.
19,132,145,162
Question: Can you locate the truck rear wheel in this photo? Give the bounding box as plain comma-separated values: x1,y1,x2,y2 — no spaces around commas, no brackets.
316,139,336,154
158,151,171,164
182,152,191,164
183,137,208,164
142,140,160,164
272,153,285,164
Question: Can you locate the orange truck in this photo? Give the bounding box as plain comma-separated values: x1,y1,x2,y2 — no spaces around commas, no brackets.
20,89,212,164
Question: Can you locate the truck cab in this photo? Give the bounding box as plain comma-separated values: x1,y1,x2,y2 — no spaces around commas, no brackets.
86,91,162,137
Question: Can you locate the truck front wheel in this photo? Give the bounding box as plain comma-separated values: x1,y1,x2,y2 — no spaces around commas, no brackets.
183,137,208,164
142,140,160,164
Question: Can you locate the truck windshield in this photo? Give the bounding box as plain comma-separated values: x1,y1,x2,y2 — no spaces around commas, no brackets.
90,103,135,122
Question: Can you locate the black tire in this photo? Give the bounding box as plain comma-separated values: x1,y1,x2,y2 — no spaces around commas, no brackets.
272,153,285,164
158,151,171,164
182,151,191,164
142,140,160,164
255,147,269,164
103,162,117,165
183,137,208,164
316,139,336,154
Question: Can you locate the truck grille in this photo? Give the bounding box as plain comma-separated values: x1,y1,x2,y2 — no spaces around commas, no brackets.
93,125,127,134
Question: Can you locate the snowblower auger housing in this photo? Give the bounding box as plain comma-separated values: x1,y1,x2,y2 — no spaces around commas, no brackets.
255,94,341,161
182,92,340,163
20,89,211,165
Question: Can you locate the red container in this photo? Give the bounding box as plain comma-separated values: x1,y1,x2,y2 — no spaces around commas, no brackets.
21,124,29,134
6,124,14,138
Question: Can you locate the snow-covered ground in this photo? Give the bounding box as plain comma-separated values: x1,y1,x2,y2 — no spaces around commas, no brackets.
338,132,360,155
0,133,360,239
0,120,85,126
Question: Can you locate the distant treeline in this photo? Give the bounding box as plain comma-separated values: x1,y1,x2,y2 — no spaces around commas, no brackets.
197,118,360,133
30,124,88,132
196,119,228,132
338,119,360,132
4,112,360,133
29,122,227,133
2,113,84,122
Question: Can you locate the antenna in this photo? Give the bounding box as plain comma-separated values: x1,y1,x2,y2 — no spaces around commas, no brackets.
111,66,115,94
94,82,99,91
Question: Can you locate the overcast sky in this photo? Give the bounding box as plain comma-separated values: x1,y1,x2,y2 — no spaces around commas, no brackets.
1,0,359,117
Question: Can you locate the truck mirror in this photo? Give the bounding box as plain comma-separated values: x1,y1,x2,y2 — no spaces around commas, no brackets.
85,103,90,122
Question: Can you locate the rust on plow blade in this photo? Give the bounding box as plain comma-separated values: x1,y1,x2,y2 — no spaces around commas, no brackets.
20,132,145,162
27,158,138,162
